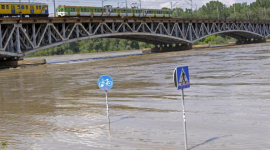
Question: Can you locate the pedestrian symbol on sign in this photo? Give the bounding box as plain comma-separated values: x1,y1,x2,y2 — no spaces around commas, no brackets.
173,66,190,90
179,68,189,87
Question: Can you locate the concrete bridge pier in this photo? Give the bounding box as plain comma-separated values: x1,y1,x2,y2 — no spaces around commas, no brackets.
236,38,266,44
0,57,46,68
151,43,192,52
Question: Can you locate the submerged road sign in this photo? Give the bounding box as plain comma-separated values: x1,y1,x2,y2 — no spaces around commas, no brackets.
174,66,190,90
98,75,114,91
173,66,190,150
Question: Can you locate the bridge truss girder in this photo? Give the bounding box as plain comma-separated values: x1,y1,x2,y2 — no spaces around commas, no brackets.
0,18,269,58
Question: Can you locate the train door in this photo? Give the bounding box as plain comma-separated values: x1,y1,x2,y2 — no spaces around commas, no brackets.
77,8,80,16
67,8,70,16
30,5,34,14
11,5,15,14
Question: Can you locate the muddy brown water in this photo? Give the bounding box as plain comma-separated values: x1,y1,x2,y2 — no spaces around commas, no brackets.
0,44,270,150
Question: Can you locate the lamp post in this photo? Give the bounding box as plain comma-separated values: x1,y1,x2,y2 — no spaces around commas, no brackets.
234,4,236,20
185,0,192,18
216,6,219,19
52,0,56,17
19,0,22,19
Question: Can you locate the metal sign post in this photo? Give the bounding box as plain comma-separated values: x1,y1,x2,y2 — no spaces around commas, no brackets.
173,66,190,150
181,88,188,150
105,90,110,123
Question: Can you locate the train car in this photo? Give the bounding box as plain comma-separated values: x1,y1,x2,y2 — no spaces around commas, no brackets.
0,2,49,17
56,5,172,18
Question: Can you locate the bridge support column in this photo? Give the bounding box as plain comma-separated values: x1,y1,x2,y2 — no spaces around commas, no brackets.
16,26,21,54
0,24,2,49
151,43,192,52
62,23,66,38
32,24,36,46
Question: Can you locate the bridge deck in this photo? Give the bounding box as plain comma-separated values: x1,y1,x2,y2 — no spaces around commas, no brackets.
0,17,269,59
0,17,268,24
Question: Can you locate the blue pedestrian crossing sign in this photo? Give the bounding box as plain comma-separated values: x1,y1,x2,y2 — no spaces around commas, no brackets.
98,75,113,91
173,66,190,90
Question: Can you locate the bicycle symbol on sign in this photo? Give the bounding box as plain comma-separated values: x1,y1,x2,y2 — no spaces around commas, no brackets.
99,79,112,88
98,75,113,91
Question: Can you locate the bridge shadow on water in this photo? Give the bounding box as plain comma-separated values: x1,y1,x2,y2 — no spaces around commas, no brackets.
188,137,220,150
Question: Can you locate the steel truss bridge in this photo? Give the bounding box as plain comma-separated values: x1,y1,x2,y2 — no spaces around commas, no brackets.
0,17,269,60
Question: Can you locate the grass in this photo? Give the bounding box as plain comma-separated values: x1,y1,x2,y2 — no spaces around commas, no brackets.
1,141,7,146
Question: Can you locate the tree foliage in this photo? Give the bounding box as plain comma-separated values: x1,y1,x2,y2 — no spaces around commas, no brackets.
172,0,270,20
28,38,152,57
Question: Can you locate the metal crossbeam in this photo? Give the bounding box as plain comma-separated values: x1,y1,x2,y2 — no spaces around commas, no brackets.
0,17,268,58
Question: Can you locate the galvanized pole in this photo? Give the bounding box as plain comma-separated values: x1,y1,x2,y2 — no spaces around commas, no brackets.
53,0,56,17
19,0,22,19
234,5,236,20
217,6,219,20
182,88,188,150
105,90,110,124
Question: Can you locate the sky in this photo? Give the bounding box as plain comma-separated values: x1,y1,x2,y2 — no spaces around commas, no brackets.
1,0,257,15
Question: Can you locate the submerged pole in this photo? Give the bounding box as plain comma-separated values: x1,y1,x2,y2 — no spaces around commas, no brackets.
182,88,188,150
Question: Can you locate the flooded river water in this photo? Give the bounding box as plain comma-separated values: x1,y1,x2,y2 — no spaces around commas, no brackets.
0,43,270,150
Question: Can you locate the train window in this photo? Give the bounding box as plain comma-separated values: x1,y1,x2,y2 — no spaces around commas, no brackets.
17,5,20,9
21,5,24,9
39,6,41,9
26,6,28,9
6,5,9,9
1,5,5,9
61,8,63,12
36,6,38,9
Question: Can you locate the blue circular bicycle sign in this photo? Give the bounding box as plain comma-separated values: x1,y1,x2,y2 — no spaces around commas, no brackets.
98,75,113,91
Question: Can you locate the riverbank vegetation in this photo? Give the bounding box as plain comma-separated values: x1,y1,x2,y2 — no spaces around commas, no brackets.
170,0,270,20
27,35,234,57
28,0,268,57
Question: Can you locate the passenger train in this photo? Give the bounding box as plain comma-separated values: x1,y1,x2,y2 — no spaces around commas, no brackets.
0,2,49,17
56,5,172,18
0,2,172,18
